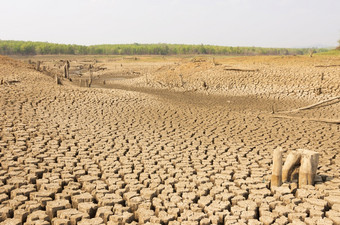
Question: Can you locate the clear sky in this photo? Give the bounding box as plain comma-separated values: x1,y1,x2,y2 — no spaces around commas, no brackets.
1,0,339,48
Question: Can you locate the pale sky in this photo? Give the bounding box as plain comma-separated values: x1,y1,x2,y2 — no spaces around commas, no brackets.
1,0,339,48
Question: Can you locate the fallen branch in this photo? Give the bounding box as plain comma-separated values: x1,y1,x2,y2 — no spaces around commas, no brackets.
279,96,340,113
271,115,340,124
315,65,340,68
224,68,259,72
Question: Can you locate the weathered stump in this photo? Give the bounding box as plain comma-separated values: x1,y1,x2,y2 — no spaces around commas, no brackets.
271,148,283,188
55,76,60,85
274,149,319,188
64,60,70,79
64,65,69,79
298,149,319,187
282,150,301,182
89,73,93,87
36,61,41,71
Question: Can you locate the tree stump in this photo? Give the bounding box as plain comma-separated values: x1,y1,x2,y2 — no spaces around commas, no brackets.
64,65,68,79
145,74,149,85
36,61,40,71
55,76,60,85
64,61,70,79
89,73,93,87
274,149,319,188
282,150,301,182
179,74,184,87
298,149,319,187
315,87,322,95
271,148,283,188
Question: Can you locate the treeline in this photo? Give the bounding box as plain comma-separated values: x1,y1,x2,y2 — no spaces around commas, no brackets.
0,40,328,56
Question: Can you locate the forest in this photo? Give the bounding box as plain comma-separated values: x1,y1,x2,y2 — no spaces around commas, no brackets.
0,40,330,56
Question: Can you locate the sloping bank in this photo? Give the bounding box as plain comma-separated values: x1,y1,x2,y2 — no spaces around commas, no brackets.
110,56,340,101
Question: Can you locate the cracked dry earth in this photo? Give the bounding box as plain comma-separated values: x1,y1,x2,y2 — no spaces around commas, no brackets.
0,55,340,225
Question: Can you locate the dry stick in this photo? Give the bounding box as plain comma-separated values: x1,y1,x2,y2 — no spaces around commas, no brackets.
271,115,340,124
278,96,340,114
224,68,258,72
315,65,340,68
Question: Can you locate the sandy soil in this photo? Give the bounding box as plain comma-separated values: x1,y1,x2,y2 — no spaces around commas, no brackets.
0,55,340,224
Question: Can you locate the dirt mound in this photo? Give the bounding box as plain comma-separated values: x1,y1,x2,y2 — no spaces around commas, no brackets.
0,55,53,86
0,54,28,69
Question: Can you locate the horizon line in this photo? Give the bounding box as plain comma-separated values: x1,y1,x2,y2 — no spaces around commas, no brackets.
0,39,334,50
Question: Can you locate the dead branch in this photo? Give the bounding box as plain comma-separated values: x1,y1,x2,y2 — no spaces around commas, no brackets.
315,65,340,68
279,96,340,113
224,68,259,72
271,115,340,124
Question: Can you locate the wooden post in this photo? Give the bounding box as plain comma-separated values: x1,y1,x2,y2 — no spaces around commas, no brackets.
271,148,283,188
298,149,319,187
282,150,301,182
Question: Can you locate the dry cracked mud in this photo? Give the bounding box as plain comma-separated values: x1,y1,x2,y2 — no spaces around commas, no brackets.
1,55,340,225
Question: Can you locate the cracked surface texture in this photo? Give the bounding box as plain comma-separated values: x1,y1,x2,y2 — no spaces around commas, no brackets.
0,55,340,225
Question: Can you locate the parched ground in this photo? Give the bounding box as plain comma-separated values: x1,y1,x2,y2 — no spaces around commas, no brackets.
0,55,340,225
116,56,340,101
